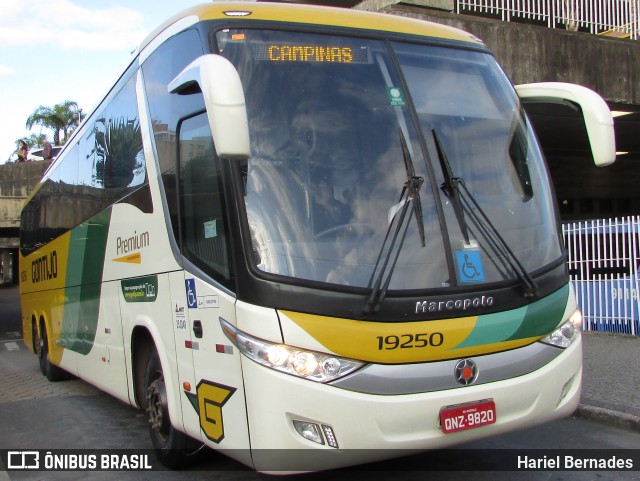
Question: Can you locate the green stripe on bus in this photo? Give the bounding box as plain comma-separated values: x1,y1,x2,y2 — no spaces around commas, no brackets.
60,208,112,355
507,284,570,340
453,284,570,348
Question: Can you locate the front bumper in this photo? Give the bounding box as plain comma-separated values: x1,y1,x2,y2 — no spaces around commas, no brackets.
242,337,582,472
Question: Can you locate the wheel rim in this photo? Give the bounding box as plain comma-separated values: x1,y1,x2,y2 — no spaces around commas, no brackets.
38,327,47,367
36,323,46,359
147,373,170,442
33,321,42,358
37,336,44,360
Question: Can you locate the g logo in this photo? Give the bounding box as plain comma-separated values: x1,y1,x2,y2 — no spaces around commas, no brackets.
196,380,236,443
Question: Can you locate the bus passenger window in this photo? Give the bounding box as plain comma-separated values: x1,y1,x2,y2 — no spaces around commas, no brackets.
178,113,232,286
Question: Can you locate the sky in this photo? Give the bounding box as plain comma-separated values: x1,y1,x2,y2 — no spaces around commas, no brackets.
0,0,207,163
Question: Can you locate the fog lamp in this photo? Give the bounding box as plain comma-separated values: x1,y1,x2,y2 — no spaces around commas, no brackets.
292,420,339,448
293,420,324,445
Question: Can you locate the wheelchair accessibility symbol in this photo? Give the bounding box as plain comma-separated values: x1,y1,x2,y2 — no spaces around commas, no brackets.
456,250,486,283
185,278,198,308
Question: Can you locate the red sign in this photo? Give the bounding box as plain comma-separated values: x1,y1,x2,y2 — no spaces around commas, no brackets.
440,400,496,434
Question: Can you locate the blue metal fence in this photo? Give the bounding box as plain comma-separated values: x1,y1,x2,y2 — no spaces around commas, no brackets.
562,217,640,336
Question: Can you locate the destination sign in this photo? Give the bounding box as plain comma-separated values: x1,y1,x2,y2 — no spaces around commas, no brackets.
251,44,370,64
269,45,353,62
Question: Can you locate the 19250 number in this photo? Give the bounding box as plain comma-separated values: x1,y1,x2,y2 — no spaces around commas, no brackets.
376,333,444,350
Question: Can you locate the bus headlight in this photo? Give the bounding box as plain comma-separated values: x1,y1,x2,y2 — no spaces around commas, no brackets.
220,319,365,382
540,309,582,348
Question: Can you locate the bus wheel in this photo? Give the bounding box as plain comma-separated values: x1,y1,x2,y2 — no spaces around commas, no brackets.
33,318,44,372
144,350,195,469
38,321,69,382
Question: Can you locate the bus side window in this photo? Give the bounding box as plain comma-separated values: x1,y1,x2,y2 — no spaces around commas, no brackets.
178,113,233,288
141,28,205,246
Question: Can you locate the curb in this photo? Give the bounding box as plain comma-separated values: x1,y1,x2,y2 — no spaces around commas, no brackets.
576,404,640,433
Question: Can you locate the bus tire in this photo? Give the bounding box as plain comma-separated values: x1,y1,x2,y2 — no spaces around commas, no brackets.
144,349,197,469
31,316,39,358
38,320,70,382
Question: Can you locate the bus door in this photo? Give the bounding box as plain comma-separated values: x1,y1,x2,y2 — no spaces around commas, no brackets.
172,112,252,459
181,276,251,454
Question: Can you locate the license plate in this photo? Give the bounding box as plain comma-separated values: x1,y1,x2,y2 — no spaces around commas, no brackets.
440,399,496,434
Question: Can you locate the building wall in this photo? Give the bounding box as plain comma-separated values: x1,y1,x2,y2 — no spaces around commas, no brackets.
361,2,640,106
0,161,50,196
0,160,50,284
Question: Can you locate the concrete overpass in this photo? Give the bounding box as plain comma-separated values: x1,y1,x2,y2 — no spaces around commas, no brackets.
0,161,50,284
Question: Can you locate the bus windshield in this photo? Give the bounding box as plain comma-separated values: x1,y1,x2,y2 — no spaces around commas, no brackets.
216,29,563,291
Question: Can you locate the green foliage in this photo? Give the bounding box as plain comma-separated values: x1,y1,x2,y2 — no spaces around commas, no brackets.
94,117,143,189
25,100,85,145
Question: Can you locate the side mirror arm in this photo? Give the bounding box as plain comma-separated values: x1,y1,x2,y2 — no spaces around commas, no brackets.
168,54,251,159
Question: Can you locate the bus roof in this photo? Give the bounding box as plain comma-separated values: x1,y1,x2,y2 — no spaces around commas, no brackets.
138,2,483,53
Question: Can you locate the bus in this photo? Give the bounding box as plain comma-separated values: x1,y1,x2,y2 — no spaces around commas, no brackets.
20,2,616,472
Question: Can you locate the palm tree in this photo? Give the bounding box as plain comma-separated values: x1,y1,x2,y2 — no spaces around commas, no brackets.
94,118,143,189
25,101,84,145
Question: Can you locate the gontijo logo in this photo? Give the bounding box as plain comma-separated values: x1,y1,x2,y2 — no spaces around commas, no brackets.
31,251,58,283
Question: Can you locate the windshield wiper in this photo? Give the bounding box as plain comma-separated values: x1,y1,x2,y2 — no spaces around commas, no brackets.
362,131,425,316
401,131,426,248
433,129,470,246
432,129,538,299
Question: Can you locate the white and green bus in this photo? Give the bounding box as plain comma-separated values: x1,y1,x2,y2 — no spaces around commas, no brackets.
20,2,615,472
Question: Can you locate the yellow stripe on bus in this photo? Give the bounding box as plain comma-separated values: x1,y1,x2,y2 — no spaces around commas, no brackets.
141,3,481,54
113,252,142,264
280,310,542,363
21,233,73,365
280,310,477,363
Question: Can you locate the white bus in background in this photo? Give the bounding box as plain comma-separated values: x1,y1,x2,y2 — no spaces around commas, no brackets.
20,2,615,472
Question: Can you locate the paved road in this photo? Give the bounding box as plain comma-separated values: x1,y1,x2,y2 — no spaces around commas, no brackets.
580,331,640,428
0,285,20,340
1,285,640,480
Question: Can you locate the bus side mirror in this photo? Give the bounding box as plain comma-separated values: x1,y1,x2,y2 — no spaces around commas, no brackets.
515,82,616,167
168,54,251,160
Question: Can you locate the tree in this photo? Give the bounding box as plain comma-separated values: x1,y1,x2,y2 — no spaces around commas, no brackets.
25,101,84,145
94,118,143,189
